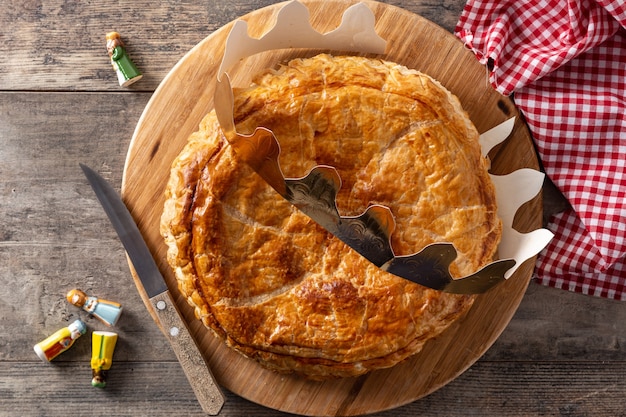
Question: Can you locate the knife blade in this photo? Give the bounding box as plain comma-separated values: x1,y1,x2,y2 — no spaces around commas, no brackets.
80,163,225,415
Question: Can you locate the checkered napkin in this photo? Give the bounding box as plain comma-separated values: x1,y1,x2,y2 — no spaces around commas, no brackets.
455,0,626,300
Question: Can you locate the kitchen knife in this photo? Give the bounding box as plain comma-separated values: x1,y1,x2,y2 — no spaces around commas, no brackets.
80,163,225,415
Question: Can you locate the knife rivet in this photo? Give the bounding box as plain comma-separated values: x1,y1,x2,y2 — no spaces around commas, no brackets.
169,327,180,337
156,300,167,310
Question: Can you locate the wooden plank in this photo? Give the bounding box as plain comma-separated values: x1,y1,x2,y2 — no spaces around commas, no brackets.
490,283,626,362
0,0,465,92
1,361,624,416
2,65,625,417
410,361,626,416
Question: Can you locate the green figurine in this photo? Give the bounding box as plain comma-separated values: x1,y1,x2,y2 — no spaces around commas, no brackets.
106,32,142,87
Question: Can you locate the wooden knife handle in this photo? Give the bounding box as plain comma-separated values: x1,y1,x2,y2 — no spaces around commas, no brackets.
150,291,225,415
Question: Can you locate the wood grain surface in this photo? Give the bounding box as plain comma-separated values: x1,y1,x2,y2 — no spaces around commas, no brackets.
123,1,542,415
1,1,624,416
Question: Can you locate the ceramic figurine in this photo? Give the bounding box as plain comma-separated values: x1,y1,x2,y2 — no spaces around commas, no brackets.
34,319,87,362
91,331,118,388
105,31,143,87
66,289,123,327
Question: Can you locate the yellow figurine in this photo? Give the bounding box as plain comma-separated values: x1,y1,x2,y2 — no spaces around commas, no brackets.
91,331,118,388
67,289,123,327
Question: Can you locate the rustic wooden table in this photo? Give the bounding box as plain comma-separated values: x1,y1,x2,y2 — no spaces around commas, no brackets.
1,1,624,416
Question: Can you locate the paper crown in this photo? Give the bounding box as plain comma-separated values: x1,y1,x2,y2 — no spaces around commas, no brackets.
213,1,553,294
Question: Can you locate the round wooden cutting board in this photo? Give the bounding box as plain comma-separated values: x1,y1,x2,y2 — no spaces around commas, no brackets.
122,1,542,415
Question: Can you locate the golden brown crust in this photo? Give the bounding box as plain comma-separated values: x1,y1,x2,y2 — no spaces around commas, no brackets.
161,54,501,379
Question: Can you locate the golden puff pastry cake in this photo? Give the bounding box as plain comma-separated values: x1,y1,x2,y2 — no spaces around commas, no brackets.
161,54,501,380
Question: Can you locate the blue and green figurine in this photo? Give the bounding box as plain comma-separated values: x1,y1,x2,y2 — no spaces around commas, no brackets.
106,32,143,87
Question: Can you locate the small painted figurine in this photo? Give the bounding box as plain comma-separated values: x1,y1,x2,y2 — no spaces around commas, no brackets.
34,319,87,362
67,289,123,327
105,31,143,87
91,330,118,388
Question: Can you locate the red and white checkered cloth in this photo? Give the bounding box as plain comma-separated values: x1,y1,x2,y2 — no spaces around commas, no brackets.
455,0,626,300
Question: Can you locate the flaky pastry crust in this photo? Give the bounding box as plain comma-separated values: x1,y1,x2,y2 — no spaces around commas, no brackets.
161,54,501,379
